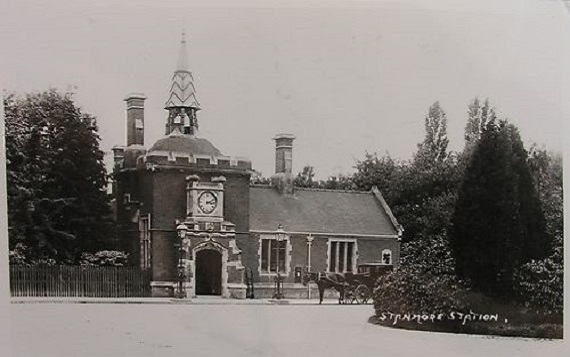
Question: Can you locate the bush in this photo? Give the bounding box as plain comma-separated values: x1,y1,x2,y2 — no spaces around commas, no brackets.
373,264,469,315
373,235,470,315
80,250,129,267
9,242,57,265
514,244,563,315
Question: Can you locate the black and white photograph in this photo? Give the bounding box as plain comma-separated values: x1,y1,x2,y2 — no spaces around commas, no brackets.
1,0,567,356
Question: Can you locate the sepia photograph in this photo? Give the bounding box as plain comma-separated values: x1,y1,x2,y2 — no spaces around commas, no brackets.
1,0,567,356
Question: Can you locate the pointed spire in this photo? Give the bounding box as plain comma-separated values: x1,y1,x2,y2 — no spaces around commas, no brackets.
165,31,200,135
177,31,189,72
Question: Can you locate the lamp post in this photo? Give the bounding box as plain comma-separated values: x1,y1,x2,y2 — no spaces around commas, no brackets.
176,223,188,299
274,224,285,299
306,234,314,299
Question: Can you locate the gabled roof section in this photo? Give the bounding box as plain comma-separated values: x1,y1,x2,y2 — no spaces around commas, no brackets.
249,186,400,236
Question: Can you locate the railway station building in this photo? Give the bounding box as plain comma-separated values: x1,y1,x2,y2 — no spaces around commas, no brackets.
111,37,402,298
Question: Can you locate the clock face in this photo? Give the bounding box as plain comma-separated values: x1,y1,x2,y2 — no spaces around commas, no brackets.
197,191,218,214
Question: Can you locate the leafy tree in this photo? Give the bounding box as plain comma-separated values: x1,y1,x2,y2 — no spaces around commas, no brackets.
450,120,548,297
414,101,449,167
5,90,114,264
352,101,460,242
352,153,399,196
464,98,497,150
250,169,271,185
293,165,316,188
319,173,356,190
513,146,563,314
527,146,563,242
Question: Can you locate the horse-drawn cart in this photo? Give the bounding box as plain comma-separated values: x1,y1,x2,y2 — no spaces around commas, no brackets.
344,264,393,304
302,264,393,304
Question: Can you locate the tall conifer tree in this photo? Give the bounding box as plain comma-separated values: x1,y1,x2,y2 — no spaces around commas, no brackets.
451,120,548,297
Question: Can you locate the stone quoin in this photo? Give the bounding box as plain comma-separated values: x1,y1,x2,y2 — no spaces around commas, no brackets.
111,33,403,298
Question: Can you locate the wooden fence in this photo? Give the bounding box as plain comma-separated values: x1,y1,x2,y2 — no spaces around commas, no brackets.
10,265,152,298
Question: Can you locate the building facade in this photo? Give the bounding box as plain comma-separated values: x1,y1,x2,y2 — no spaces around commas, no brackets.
112,36,402,298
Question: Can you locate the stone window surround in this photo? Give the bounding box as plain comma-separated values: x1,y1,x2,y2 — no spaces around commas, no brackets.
327,238,358,273
258,234,292,277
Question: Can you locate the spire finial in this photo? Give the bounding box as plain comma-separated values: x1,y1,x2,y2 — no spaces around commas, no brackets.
176,31,190,72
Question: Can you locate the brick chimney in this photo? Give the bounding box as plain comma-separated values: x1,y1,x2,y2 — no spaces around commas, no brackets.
125,93,147,146
272,134,295,194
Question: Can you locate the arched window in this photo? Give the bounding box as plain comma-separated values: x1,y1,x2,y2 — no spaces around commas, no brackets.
382,249,392,265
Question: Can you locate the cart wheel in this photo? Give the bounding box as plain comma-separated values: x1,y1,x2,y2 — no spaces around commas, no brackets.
344,289,353,304
355,284,370,304
347,290,356,304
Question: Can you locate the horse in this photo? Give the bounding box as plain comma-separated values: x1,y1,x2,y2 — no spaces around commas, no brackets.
302,271,350,304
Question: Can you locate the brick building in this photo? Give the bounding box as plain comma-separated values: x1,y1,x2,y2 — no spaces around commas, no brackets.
111,36,402,298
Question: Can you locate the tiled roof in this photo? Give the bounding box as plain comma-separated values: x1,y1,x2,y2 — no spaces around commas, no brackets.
164,71,200,109
249,186,399,236
147,135,222,156
165,35,200,109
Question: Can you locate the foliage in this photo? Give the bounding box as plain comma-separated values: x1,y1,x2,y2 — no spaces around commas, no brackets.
80,250,129,267
294,165,316,187
513,146,563,314
450,120,549,298
352,153,399,196
250,169,271,185
352,102,460,242
514,248,563,315
527,146,563,241
320,174,356,190
5,90,114,264
373,235,469,315
464,97,497,151
9,243,57,266
414,101,449,166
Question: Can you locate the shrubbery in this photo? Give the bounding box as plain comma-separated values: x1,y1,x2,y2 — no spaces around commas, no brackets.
80,250,129,267
373,236,470,315
514,243,563,315
9,242,58,265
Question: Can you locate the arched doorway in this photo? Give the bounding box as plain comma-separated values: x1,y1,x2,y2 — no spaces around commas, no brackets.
195,249,222,295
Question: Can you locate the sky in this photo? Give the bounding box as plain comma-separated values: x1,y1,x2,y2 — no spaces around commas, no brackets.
1,0,569,179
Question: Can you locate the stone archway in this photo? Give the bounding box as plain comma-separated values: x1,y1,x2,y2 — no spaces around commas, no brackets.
195,249,222,295
192,240,229,297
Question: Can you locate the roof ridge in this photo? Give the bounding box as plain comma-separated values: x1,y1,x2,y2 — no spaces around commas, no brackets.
249,185,369,194
294,187,370,194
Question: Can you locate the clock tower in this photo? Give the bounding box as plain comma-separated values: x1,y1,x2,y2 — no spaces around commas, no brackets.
113,33,252,298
